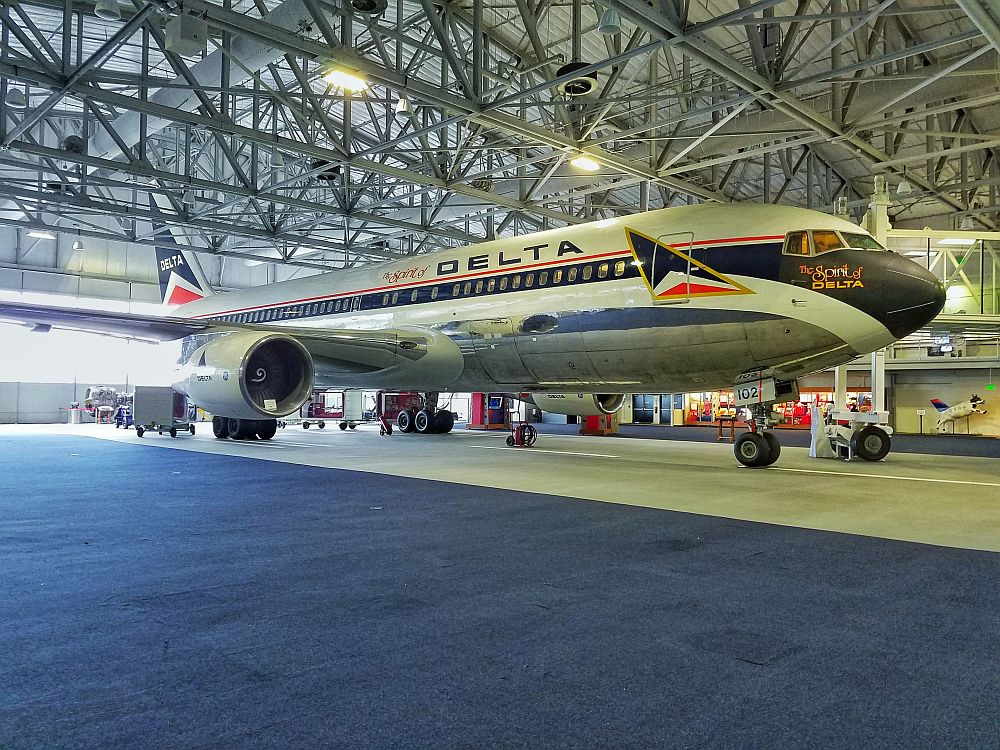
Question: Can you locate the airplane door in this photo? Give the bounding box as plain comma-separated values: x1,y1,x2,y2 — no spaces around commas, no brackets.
464,318,534,385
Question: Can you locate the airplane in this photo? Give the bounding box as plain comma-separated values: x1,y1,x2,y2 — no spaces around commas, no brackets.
0,202,946,467
931,395,987,433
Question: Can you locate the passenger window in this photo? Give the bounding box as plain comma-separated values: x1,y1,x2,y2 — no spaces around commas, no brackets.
453,284,461,297
431,287,439,300
525,273,534,288
553,269,563,284
582,266,593,281
410,289,418,302
812,230,847,254
614,260,626,277
487,279,496,292
499,277,508,291
382,294,389,306
598,263,609,279
783,231,811,256
568,268,578,283
463,281,472,295
512,275,521,290
538,271,548,286
475,280,483,294
391,292,399,305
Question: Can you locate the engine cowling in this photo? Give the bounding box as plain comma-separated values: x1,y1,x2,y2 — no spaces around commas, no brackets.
174,331,315,419
528,393,626,416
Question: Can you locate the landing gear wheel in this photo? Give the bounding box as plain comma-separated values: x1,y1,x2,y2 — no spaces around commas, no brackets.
761,431,781,466
852,426,891,462
396,409,416,433
169,426,177,438
734,432,771,468
228,418,255,440
414,409,434,434
136,426,145,438
212,416,229,439
339,422,348,430
431,410,455,434
256,419,278,441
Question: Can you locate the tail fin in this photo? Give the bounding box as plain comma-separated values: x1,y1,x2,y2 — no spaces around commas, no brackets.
930,398,949,412
149,194,213,307
156,247,209,306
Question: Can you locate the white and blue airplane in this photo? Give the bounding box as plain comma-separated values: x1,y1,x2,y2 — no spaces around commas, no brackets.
0,203,945,466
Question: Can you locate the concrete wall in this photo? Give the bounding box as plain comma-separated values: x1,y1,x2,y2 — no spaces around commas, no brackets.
892,370,998,436
0,382,128,424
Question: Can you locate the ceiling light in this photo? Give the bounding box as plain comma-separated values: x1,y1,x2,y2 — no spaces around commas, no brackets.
570,154,600,171
72,239,84,251
272,150,284,167
94,0,121,21
4,87,26,109
896,177,913,197
394,96,411,118
937,238,976,246
27,230,56,240
322,68,368,92
182,189,196,205
598,7,621,36
959,216,975,230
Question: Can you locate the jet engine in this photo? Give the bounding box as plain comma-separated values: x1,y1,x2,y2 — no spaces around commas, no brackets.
174,332,315,419
528,393,626,416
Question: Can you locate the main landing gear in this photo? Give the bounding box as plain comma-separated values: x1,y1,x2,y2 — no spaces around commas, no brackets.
734,403,782,468
211,416,278,441
393,392,456,435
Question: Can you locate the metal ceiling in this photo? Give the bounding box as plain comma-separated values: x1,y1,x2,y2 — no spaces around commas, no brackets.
1,0,999,287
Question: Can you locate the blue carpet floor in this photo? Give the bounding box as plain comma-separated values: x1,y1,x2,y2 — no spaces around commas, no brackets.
1,435,998,749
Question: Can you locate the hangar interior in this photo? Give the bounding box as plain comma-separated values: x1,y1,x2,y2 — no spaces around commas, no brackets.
1,0,999,747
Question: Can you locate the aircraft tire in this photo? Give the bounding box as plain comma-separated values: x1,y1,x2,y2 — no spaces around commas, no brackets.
397,409,416,433
734,432,771,468
852,426,891,462
414,409,434,434
431,410,455,434
256,420,278,440
761,431,781,466
212,416,229,439
136,426,145,438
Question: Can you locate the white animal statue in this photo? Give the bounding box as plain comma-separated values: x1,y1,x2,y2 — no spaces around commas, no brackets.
931,395,987,433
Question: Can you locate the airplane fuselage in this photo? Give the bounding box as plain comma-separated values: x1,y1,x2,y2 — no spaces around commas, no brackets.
176,203,945,394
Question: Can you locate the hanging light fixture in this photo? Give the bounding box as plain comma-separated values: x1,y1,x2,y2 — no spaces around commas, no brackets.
272,149,284,168
94,0,121,21
960,216,975,230
322,68,368,92
896,170,913,197
72,239,84,251
27,230,56,240
598,5,621,36
570,154,600,172
182,189,196,205
4,87,26,109
394,96,411,118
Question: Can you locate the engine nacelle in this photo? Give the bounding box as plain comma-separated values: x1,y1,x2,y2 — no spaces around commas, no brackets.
528,393,626,416
173,331,315,419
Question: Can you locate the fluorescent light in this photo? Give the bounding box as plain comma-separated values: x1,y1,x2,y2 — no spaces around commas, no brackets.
322,69,368,92
570,155,600,171
937,238,976,246
27,230,55,240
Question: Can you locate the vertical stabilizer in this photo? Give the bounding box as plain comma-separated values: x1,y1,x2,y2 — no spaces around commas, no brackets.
149,195,214,307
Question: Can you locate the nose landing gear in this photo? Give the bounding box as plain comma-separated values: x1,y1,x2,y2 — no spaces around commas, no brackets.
734,403,782,468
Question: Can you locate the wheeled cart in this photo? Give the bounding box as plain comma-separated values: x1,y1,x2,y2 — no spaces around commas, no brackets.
132,386,196,439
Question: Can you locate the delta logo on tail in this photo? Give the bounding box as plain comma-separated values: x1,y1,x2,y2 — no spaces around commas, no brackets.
625,228,753,301
156,246,206,305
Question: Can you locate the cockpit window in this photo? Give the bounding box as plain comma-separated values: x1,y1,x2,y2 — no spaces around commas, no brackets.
811,230,847,255
840,232,884,251
783,231,811,256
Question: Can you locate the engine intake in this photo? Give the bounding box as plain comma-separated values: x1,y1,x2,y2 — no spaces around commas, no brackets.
528,393,626,416
174,332,315,419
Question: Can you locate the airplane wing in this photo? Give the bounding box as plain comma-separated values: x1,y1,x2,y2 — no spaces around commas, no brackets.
0,300,210,341
0,299,463,389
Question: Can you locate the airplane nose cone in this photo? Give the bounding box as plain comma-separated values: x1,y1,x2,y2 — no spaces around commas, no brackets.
879,254,946,338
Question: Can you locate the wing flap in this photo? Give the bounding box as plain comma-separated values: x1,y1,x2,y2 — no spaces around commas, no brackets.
0,300,210,341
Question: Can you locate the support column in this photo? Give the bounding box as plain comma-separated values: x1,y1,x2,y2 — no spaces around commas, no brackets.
871,349,887,414
833,365,848,411
864,176,890,415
